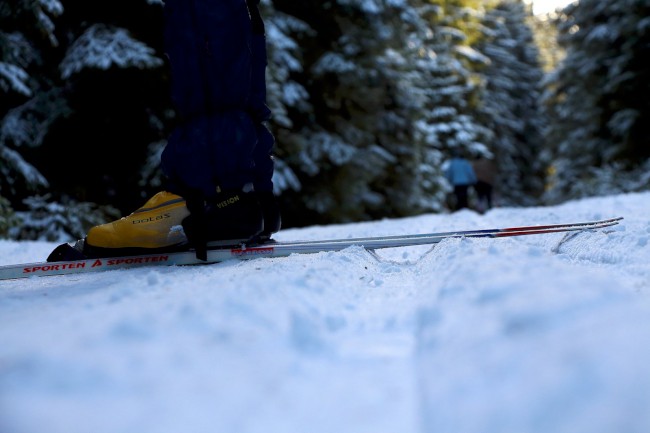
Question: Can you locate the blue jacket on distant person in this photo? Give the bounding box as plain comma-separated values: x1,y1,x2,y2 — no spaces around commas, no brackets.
444,155,477,211
445,157,477,187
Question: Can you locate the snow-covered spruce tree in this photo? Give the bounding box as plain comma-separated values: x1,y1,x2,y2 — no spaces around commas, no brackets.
372,1,454,216
0,0,61,211
529,9,565,72
543,0,650,203
476,0,547,206
411,0,493,210
270,0,445,224
255,0,310,225
8,194,120,242
47,1,167,214
0,0,99,241
0,0,166,240
0,195,20,237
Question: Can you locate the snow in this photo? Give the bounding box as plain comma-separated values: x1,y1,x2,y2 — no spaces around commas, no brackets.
1,192,650,433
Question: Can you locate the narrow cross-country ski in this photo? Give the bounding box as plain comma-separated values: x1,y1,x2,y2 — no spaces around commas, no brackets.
0,217,622,281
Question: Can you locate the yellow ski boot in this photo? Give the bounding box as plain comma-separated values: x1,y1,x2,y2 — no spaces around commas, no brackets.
84,191,190,257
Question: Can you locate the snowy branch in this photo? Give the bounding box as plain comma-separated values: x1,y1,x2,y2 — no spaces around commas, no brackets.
59,24,163,79
0,62,31,96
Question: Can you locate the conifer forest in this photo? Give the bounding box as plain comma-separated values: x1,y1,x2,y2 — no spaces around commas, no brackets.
1,0,649,241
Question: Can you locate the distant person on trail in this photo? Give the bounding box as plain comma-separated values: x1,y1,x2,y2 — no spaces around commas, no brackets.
472,155,496,213
48,0,280,262
444,151,477,211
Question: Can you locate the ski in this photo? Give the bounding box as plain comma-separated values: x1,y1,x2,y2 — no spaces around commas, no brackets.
0,217,622,281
